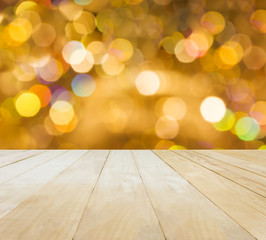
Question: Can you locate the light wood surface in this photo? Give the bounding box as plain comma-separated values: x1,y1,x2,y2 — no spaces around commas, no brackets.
133,150,255,240
74,150,164,240
154,150,266,240
0,150,265,240
177,150,266,197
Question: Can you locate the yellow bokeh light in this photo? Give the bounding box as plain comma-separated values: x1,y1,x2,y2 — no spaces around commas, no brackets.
7,18,32,44
49,101,74,125
32,23,56,47
87,41,107,65
201,11,225,35
200,96,226,123
216,41,243,68
109,38,134,62
71,50,94,73
161,32,184,54
136,71,160,96
15,1,37,15
73,11,96,35
250,9,266,33
155,116,179,139
101,54,125,76
175,39,196,63
62,41,87,65
243,46,266,70
15,92,41,117
213,109,235,131
163,97,187,120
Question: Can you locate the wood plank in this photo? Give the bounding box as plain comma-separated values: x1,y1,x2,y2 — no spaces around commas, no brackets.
73,150,164,240
0,150,43,168
0,150,87,219
133,150,255,240
194,150,266,176
0,151,26,157
0,150,109,240
0,150,66,184
154,150,266,240
216,150,266,167
175,151,266,197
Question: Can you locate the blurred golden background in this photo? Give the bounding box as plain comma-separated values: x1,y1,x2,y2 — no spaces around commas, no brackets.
0,0,265,149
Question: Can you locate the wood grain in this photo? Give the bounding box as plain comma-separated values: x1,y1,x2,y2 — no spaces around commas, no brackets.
0,150,108,240
134,150,255,240
0,151,65,184
215,150,266,167
74,150,164,240
176,150,266,197
154,150,266,240
195,150,266,176
0,150,87,218
0,150,42,168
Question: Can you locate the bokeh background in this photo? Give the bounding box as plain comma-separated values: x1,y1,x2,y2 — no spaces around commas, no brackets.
0,0,265,149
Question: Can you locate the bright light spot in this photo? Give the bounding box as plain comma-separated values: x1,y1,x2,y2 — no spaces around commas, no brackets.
50,101,74,125
136,71,160,96
62,41,86,65
71,74,96,97
200,96,226,123
235,117,260,141
71,50,94,73
15,92,41,117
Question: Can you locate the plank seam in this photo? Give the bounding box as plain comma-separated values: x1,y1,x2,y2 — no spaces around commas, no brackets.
173,151,266,198
0,151,43,169
131,150,167,240
0,151,67,185
194,150,266,178
215,151,266,167
153,150,258,240
71,150,111,240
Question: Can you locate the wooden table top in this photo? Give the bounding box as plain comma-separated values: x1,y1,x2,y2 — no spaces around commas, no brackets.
0,150,265,240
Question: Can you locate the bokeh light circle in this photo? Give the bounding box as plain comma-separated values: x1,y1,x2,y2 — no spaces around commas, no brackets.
50,101,74,125
213,109,235,131
62,41,86,65
15,92,41,117
109,38,134,62
200,96,226,123
235,117,260,141
136,71,160,96
163,97,187,120
250,9,266,33
72,74,96,97
155,116,179,139
201,11,225,35
30,85,51,108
